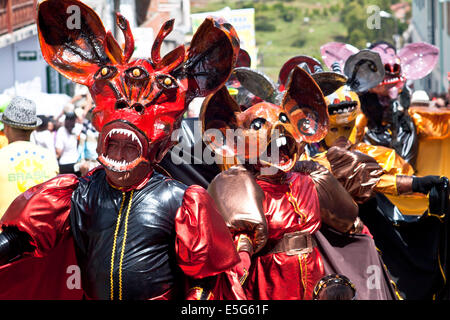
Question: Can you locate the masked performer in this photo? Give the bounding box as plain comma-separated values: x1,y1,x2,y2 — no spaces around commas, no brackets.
320,41,448,217
320,41,439,168
202,66,397,300
281,53,444,206
0,0,244,300
278,54,449,300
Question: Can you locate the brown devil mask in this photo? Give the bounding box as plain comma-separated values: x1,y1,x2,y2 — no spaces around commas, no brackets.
201,66,328,174
279,51,384,147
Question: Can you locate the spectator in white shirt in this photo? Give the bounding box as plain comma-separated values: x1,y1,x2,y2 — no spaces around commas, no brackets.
30,115,56,154
55,112,80,175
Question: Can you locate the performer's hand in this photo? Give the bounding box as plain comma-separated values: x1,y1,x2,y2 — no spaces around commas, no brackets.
412,175,443,194
326,145,383,203
428,177,449,216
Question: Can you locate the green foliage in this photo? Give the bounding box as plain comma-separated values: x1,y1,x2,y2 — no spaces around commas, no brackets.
281,12,295,22
255,15,276,32
272,3,285,12
340,0,411,48
258,4,269,11
192,0,411,80
238,1,255,9
292,34,307,48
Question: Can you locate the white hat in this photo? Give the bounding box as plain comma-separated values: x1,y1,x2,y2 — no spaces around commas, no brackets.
411,90,430,104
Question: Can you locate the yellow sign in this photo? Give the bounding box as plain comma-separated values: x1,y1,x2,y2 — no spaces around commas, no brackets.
191,7,258,69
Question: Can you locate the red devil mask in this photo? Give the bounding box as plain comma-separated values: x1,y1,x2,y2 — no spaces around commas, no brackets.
201,66,328,175
37,0,239,187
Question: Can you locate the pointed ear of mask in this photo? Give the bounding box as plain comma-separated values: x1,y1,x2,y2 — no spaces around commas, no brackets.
311,72,348,97
344,50,385,93
398,42,439,80
233,67,280,104
278,55,322,92
200,86,241,158
37,0,120,86
184,17,240,102
282,66,329,143
236,49,251,68
320,42,359,71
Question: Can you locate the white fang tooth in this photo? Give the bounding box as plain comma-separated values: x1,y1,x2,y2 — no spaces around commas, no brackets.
281,137,287,146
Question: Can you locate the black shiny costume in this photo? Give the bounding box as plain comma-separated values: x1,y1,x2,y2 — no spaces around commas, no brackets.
70,169,187,300
360,90,418,166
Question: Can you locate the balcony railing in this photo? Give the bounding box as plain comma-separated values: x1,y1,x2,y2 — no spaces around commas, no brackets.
0,0,37,36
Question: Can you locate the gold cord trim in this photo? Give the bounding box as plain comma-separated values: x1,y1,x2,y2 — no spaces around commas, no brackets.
298,253,308,298
110,192,126,300
438,251,446,285
118,190,134,300
286,185,307,225
377,246,404,300
239,268,249,286
110,190,134,300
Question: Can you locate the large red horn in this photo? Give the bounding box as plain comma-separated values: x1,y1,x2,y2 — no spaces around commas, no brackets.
116,12,135,63
151,19,175,64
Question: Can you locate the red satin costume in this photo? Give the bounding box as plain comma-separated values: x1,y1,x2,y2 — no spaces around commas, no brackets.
0,0,243,300
246,173,325,300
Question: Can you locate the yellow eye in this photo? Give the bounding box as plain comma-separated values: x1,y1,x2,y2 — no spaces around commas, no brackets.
132,68,141,77
101,67,109,76
95,66,117,80
156,74,178,90
164,77,172,86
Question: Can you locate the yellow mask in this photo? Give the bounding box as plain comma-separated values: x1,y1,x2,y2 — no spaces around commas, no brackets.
323,85,360,146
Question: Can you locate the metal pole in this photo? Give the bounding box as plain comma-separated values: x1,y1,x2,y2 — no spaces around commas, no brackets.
438,1,445,93
113,0,120,38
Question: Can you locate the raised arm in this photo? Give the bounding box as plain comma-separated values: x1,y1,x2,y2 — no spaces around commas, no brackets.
294,161,359,233
0,175,79,265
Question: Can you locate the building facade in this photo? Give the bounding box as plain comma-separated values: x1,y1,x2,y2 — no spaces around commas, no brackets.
0,0,190,95
409,0,450,94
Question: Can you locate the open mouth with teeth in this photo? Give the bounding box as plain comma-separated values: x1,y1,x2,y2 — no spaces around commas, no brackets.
259,134,298,172
97,121,149,173
380,75,404,87
328,101,357,116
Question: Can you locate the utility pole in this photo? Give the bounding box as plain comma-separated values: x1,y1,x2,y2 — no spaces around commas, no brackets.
113,0,121,38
